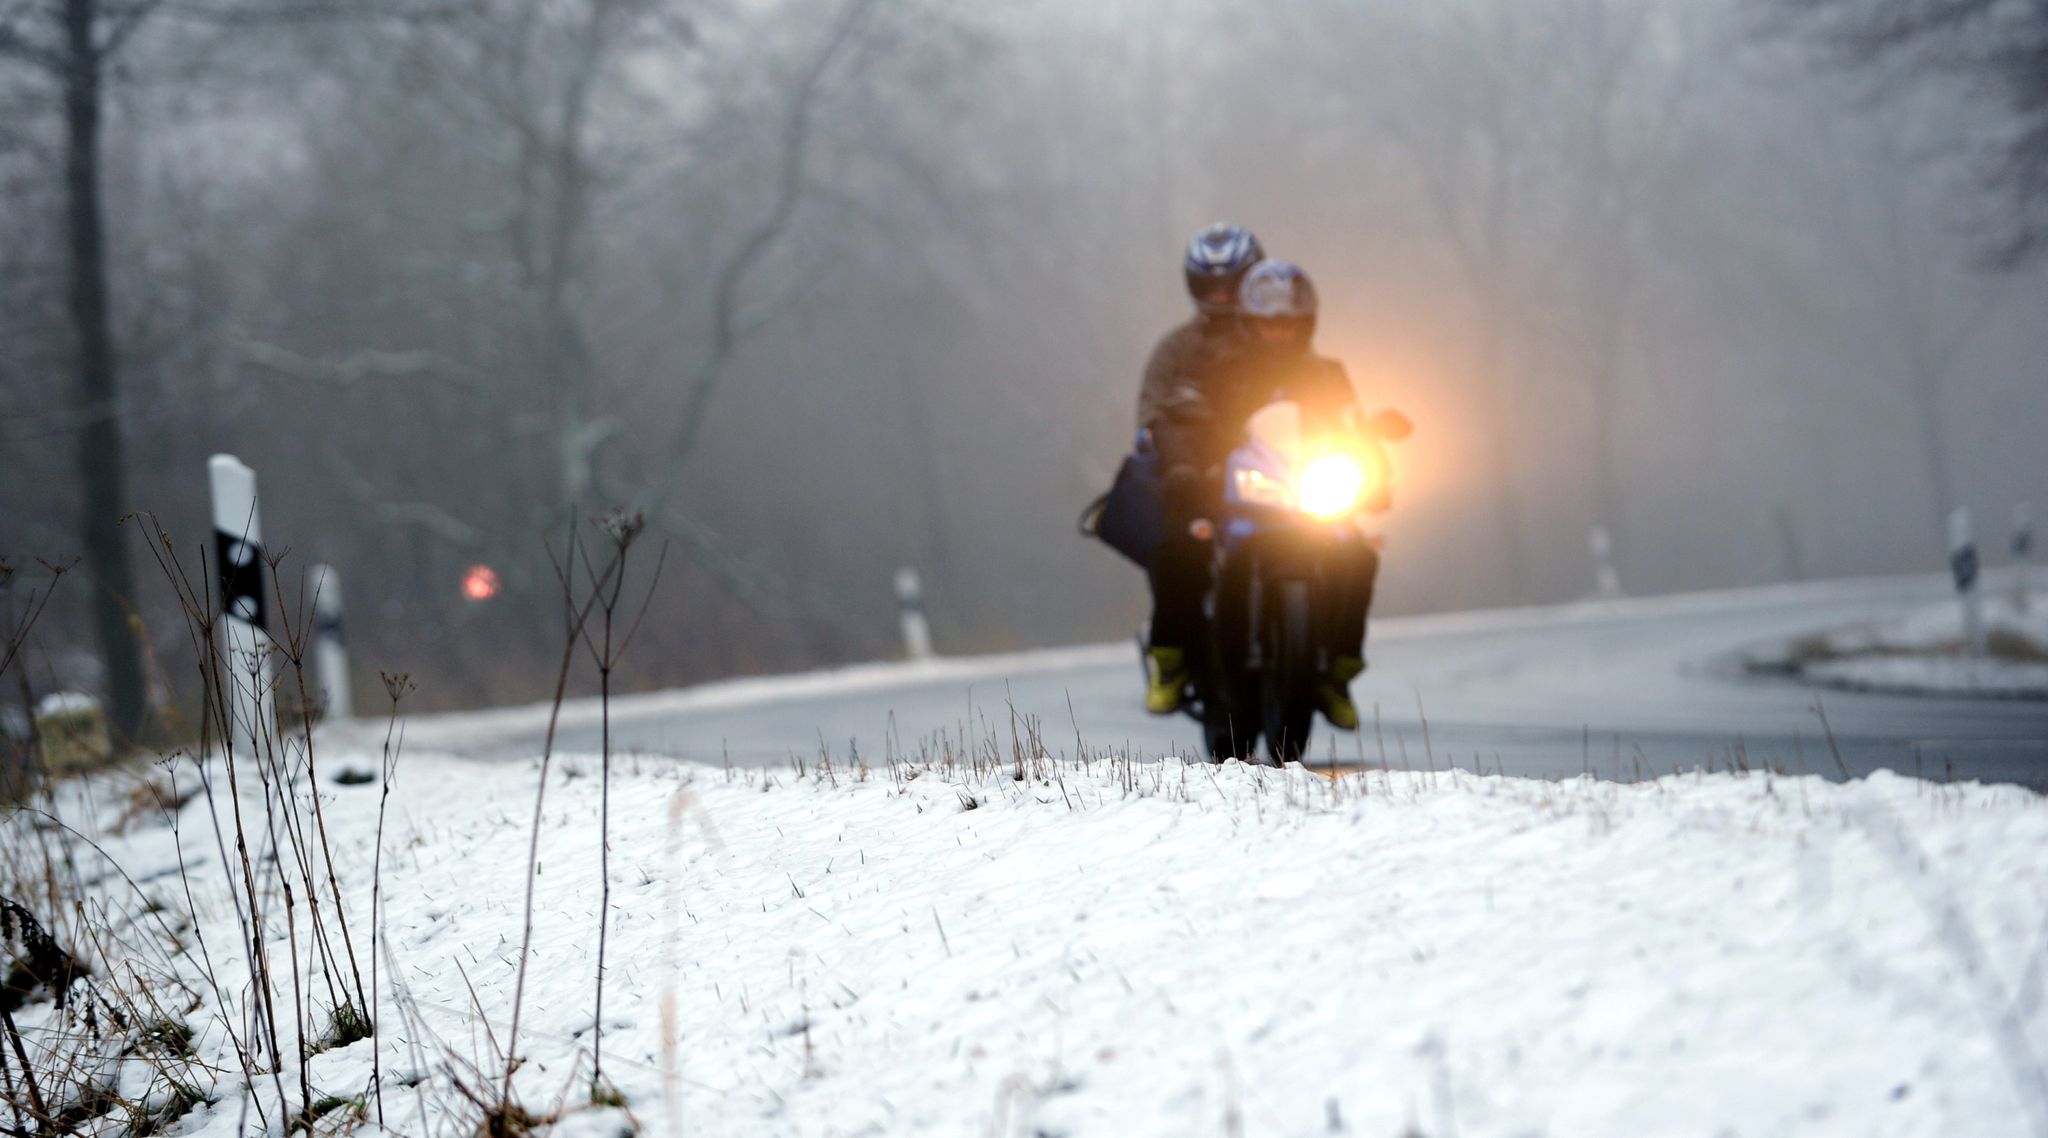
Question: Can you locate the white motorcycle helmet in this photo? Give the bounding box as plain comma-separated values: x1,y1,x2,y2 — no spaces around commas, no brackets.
1237,259,1318,347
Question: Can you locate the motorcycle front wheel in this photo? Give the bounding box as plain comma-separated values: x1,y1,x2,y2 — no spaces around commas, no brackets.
1260,579,1316,765
1198,643,1256,763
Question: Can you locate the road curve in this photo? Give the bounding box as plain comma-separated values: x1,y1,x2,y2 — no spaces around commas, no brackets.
366,574,2048,787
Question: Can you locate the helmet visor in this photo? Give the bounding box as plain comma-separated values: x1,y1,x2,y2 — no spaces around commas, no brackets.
1246,315,1314,347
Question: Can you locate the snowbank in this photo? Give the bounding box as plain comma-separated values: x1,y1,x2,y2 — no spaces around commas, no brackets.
7,749,2046,1137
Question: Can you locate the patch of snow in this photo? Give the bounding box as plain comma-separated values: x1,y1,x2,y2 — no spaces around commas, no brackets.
1818,593,2048,658
34,690,101,717
8,747,2046,1137
1750,585,2048,701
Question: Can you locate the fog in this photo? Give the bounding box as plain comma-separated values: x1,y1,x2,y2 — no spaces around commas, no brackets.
4,0,2044,715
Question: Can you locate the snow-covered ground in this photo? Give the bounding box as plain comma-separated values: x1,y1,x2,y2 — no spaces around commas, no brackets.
1753,591,2048,700
7,743,2046,1137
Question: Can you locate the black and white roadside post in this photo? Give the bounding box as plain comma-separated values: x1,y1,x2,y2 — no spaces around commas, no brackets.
209,454,275,753
1589,525,1622,599
2014,503,2034,614
895,567,934,662
1948,506,1987,658
310,564,352,721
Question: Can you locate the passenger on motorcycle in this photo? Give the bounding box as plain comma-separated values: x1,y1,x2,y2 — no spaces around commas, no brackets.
1140,258,1383,732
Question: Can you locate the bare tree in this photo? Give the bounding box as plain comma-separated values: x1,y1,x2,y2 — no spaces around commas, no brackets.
0,0,167,739
1547,0,1707,581
1287,0,1721,596
0,0,441,734
1782,0,2048,266
630,0,881,523
1362,1,1585,596
1753,110,2021,530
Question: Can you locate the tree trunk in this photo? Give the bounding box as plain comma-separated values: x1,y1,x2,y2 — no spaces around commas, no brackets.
1906,361,1956,539
1484,404,1530,599
893,344,954,631
1586,290,1627,581
64,0,147,740
1471,277,1530,599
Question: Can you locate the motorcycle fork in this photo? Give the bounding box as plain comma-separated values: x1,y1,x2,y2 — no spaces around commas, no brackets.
1239,545,1326,676
1205,531,1327,683
1244,567,1265,670
1205,544,1255,669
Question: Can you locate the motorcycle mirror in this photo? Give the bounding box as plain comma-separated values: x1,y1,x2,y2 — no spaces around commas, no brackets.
1369,409,1413,441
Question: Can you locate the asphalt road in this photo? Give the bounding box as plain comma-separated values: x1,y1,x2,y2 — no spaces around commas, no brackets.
376,574,2048,787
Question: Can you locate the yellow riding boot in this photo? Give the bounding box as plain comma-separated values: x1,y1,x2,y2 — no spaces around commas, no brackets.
1145,647,1189,715
1318,655,1366,730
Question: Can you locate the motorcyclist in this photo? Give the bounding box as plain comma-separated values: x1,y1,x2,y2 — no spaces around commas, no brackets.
1141,259,1382,731
1135,224,1267,714
1136,224,1266,432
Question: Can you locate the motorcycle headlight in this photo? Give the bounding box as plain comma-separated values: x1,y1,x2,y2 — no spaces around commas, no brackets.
1232,466,1294,509
1298,454,1366,519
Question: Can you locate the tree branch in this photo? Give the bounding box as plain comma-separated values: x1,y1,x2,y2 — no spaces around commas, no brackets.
237,336,486,393
654,505,869,643
0,7,63,73
159,0,465,26
94,0,171,61
326,453,484,548
632,0,881,520
1796,0,2003,57
1779,0,2046,265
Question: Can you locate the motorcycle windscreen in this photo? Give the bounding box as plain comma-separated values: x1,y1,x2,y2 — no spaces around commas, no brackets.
1226,401,1306,510
1245,400,1306,456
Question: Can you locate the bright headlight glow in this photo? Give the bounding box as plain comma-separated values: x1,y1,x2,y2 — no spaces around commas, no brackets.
1298,454,1366,519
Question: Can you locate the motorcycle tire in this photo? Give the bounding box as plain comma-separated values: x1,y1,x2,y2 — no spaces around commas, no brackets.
1200,562,1257,763
1261,580,1316,765
1197,634,1252,762
1202,705,1249,763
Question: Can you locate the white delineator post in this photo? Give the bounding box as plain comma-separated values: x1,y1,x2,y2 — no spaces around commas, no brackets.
2014,503,2034,614
310,563,352,721
1589,525,1622,599
895,567,934,661
210,455,275,753
1948,506,1987,658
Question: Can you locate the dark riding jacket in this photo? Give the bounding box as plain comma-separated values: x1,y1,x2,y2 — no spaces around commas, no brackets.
1137,318,1360,485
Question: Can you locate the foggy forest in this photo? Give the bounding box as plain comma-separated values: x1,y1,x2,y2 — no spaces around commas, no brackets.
6,0,2045,722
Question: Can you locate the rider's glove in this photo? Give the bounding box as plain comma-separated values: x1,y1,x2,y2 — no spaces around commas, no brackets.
1162,463,1206,525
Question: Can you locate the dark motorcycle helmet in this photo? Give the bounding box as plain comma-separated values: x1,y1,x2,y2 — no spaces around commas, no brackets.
1183,224,1266,316
1237,259,1318,347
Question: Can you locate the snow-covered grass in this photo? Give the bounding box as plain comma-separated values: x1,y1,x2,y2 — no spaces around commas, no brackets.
5,737,2046,1138
1749,590,2048,700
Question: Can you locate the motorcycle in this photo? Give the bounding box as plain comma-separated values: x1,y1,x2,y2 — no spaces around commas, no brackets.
1174,400,1409,765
